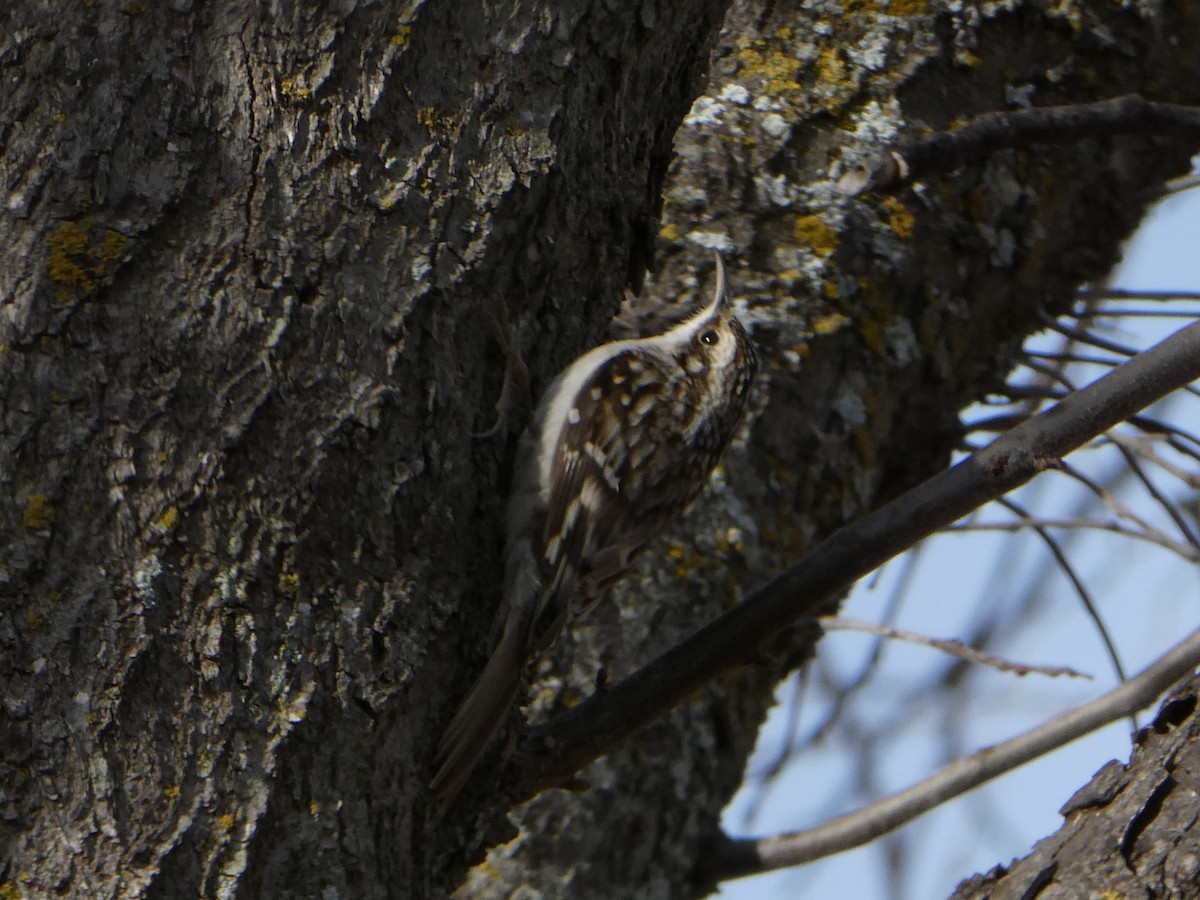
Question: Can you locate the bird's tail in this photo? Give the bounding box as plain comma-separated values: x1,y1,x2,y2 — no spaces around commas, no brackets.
430,619,525,812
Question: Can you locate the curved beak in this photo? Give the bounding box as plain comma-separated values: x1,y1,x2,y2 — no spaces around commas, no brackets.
711,250,728,313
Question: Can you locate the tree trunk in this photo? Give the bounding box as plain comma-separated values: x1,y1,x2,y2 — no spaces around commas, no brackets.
1,1,1196,898
953,676,1200,900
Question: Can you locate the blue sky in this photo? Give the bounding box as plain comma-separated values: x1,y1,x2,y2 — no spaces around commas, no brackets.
717,180,1200,899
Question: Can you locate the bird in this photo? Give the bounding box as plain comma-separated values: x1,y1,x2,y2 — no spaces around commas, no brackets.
432,252,758,810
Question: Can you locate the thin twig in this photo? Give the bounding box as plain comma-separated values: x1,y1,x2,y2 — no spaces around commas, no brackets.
803,551,922,748
1108,440,1200,554
1040,314,1138,358
1083,307,1200,319
1059,459,1187,556
1130,415,1200,463
1104,431,1200,489
947,518,1200,561
819,616,1091,680
1077,289,1200,304
1025,349,1123,369
700,630,1200,883
995,498,1128,689
1021,357,1078,393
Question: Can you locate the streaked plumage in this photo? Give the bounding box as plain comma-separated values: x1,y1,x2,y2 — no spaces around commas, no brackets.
432,254,757,809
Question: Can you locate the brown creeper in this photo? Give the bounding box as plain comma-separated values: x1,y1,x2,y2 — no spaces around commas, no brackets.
432,253,758,808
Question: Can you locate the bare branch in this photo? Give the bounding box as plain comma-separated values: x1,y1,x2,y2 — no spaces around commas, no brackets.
801,551,921,748
1059,459,1190,556
1040,315,1138,358
1081,307,1200,319
838,95,1200,195
700,628,1200,884
1077,288,1200,303
1159,170,1200,197
948,518,1200,561
1104,431,1200,489
1132,415,1200,464
995,497,1128,687
1025,349,1123,369
819,616,1091,680
1108,439,1200,554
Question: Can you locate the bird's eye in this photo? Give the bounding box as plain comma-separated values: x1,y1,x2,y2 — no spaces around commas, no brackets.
699,329,720,346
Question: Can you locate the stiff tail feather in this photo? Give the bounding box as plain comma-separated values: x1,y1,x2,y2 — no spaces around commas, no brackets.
431,622,525,812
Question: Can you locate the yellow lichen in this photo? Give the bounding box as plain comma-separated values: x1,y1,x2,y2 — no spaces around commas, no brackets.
787,341,811,360
279,572,300,600
417,107,455,134
793,214,839,256
47,221,94,292
733,43,801,100
164,785,181,800
658,222,681,242
390,25,412,48
156,505,180,532
815,47,847,88
23,495,53,530
96,228,129,261
216,813,236,831
46,221,131,302
664,541,706,580
714,528,744,555
812,312,851,335
858,318,886,357
888,0,927,14
882,197,916,240
279,76,312,103
0,882,24,900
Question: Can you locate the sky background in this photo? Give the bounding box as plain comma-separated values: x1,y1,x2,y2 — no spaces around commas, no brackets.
716,177,1200,899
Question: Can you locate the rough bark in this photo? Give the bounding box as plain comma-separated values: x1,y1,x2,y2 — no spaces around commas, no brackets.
1,1,726,897
0,1,1197,900
953,676,1200,900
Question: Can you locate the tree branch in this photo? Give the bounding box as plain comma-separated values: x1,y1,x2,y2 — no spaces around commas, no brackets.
511,320,1200,801
698,627,1200,884
819,616,1091,680
838,95,1200,196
